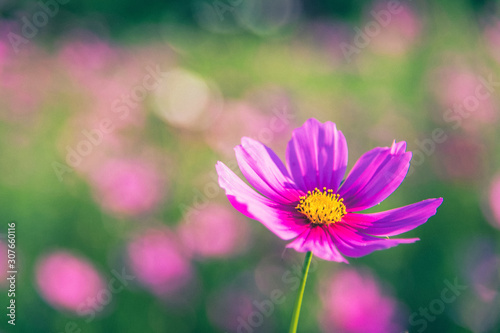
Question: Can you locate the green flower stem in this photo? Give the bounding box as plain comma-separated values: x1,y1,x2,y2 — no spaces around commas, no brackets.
288,251,313,333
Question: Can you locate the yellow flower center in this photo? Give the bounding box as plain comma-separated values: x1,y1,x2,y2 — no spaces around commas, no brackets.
295,187,346,225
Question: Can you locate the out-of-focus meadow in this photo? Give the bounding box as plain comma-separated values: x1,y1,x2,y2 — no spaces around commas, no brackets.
1,0,500,332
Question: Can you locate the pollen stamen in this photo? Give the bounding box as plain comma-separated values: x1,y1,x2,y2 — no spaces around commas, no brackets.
295,187,346,224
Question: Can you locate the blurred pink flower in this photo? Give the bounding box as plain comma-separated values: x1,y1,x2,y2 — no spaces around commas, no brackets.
457,238,500,332
319,268,405,333
461,238,499,301
0,21,18,72
64,78,146,141
90,158,165,217
433,67,497,131
179,204,250,259
471,255,500,303
206,101,291,157
484,21,500,63
0,40,7,73
206,288,255,332
0,46,53,120
369,2,422,56
127,228,193,296
206,274,276,333
433,135,485,181
489,174,500,228
57,37,120,82
35,251,106,313
59,45,150,132
57,34,159,138
304,21,352,63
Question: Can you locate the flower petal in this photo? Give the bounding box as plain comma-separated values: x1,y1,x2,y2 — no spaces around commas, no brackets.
235,137,303,204
343,198,443,237
286,226,348,262
338,141,411,212
216,161,308,240
330,224,419,257
286,118,348,192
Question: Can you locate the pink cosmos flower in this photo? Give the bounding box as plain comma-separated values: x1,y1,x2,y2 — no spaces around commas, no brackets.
216,118,442,262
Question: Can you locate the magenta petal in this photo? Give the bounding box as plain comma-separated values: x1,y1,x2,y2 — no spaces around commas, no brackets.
343,198,443,237
235,137,303,204
286,226,348,262
338,141,412,212
216,162,308,240
286,118,348,192
390,140,407,154
331,224,419,257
